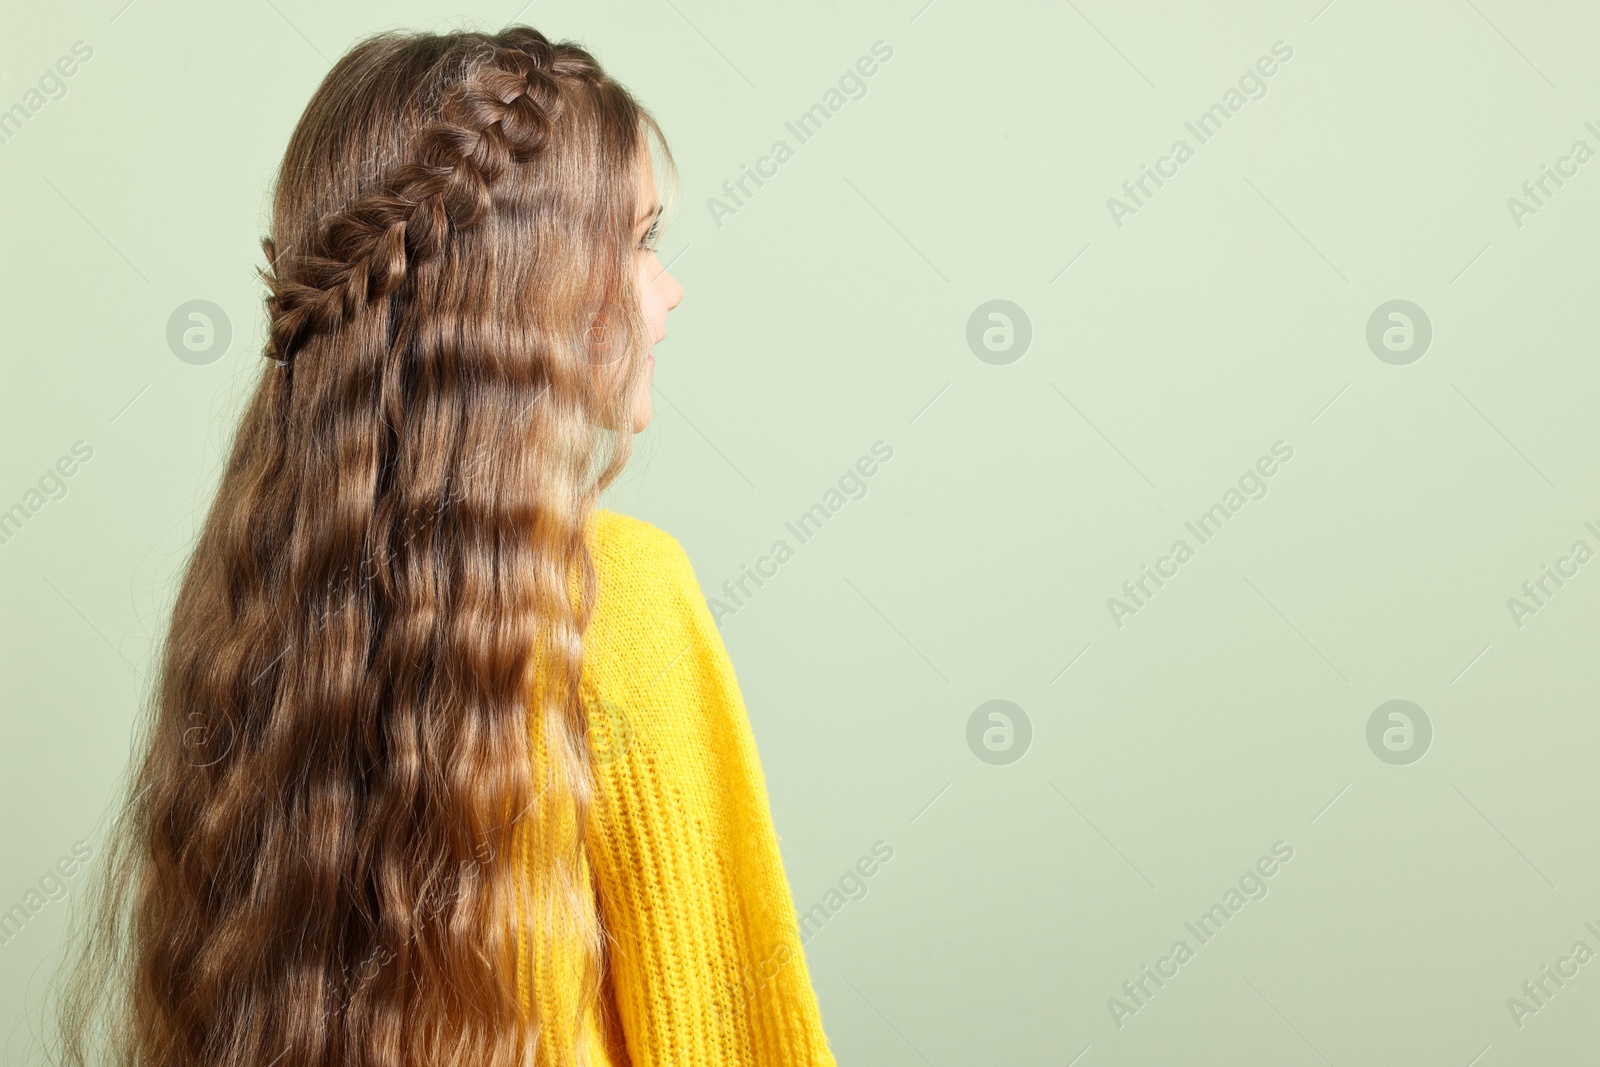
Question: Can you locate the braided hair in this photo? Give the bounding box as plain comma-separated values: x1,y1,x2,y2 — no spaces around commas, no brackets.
51,25,673,1067
260,33,562,369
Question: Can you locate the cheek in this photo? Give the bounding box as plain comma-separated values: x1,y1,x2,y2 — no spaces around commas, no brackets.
644,273,666,317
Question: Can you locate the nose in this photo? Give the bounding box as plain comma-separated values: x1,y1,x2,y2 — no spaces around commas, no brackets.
665,269,684,311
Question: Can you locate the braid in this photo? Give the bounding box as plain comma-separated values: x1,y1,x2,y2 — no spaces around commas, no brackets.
258,35,564,368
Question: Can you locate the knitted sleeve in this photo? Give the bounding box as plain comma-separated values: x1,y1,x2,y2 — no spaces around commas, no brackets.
579,514,839,1067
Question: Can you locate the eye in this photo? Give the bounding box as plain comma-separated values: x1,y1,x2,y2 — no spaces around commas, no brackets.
638,216,661,251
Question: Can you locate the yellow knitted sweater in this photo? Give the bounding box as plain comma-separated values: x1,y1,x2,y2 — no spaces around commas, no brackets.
513,508,838,1067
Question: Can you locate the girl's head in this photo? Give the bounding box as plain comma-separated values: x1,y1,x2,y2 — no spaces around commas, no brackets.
52,26,677,1067
263,24,682,435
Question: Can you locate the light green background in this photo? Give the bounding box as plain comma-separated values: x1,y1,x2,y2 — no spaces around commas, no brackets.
4,0,1599,1064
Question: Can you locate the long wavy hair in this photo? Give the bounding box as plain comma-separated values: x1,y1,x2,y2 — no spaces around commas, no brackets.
48,25,673,1067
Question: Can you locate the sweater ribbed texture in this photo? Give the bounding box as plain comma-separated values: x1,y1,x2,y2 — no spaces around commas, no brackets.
515,508,838,1067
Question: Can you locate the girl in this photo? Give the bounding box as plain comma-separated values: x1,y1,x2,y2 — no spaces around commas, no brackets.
52,25,837,1067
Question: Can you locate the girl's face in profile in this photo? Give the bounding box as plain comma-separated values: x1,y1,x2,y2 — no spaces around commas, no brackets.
628,149,684,432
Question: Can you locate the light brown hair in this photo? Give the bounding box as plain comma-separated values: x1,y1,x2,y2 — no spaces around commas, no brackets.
50,25,673,1067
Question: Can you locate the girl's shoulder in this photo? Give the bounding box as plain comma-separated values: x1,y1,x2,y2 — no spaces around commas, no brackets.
586,508,695,595
580,508,731,713
583,508,711,644
588,507,683,561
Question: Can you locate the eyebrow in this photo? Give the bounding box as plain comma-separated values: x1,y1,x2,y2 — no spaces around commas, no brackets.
637,203,662,227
